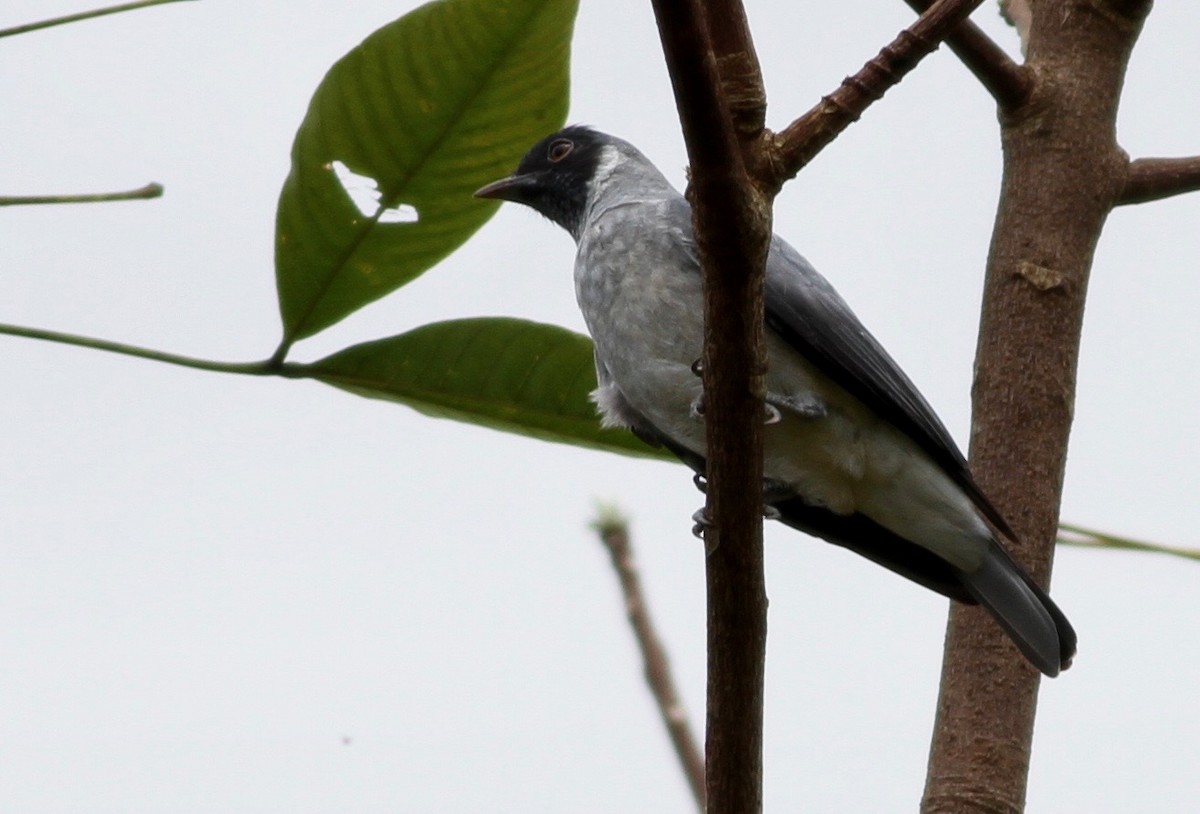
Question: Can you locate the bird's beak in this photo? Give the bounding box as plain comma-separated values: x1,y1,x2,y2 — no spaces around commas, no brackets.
474,173,539,202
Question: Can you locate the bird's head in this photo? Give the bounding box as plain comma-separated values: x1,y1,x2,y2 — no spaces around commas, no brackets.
475,125,612,239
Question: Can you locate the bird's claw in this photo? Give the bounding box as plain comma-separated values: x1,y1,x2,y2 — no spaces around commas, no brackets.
692,472,708,494
690,358,703,377
764,403,782,425
691,508,718,554
690,392,706,420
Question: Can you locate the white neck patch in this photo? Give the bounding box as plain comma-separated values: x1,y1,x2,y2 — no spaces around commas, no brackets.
587,144,622,203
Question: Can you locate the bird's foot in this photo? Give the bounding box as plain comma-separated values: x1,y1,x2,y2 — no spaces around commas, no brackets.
692,472,707,494
691,508,718,554
766,392,826,419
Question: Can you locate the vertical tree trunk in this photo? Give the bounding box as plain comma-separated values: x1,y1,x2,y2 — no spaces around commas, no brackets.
922,2,1152,810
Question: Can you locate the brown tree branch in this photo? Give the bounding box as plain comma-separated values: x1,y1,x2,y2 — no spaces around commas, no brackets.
592,509,705,811
648,1,772,811
698,3,767,138
922,0,1154,811
1118,156,1200,205
901,0,1033,109
771,0,987,186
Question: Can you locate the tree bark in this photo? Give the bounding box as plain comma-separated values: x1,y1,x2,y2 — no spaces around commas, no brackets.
922,2,1153,811
649,1,772,810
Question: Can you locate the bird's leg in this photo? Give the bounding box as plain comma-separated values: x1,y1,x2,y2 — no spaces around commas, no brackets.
689,358,709,420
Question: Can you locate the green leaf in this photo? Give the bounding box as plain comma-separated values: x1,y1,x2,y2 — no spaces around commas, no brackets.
274,0,579,347
304,318,673,461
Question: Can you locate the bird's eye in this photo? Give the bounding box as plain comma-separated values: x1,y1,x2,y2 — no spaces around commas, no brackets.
547,139,574,163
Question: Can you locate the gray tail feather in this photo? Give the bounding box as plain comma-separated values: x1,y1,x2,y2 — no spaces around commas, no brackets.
961,542,1077,677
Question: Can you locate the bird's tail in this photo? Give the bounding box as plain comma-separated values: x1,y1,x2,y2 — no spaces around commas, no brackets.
960,542,1077,677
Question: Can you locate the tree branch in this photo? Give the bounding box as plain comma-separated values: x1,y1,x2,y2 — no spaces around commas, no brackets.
592,508,705,811
772,0,987,186
922,1,1154,810
1118,156,1200,205
648,1,771,811
697,3,770,177
901,0,1033,110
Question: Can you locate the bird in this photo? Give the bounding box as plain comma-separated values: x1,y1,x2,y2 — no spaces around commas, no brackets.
475,126,1077,676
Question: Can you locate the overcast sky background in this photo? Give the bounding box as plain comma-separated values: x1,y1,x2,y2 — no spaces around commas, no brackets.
3,1,1199,811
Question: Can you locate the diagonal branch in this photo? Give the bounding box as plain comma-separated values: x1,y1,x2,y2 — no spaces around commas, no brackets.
1118,156,1200,205
592,509,705,812
771,0,987,186
901,0,1032,109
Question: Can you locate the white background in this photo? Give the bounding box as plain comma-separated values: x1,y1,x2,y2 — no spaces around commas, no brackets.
3,1,1198,811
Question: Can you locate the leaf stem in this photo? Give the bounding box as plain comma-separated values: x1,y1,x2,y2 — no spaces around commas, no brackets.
0,322,290,377
0,0,195,39
0,183,163,207
1058,523,1200,562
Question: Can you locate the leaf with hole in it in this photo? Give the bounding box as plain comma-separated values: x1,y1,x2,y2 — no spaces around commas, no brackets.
304,318,672,461
274,0,579,347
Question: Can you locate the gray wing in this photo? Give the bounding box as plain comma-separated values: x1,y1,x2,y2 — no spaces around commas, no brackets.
763,237,1015,540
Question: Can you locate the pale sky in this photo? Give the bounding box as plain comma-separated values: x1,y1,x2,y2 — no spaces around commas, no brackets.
3,1,1199,811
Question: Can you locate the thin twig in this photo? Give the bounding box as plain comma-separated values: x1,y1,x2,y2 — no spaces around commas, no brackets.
1118,156,1200,205
901,0,1032,109
592,507,705,812
1059,523,1200,562
0,0,195,39
0,183,163,207
772,0,987,185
